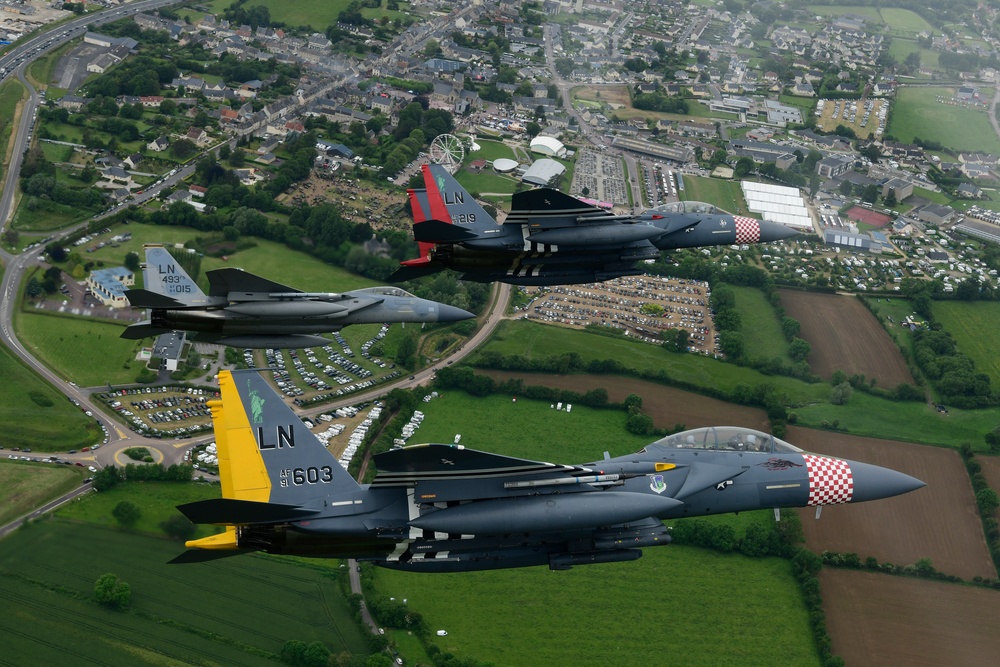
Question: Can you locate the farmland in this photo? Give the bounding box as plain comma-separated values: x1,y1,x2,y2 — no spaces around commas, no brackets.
887,86,1000,155
788,427,996,581
779,289,914,386
731,285,792,363
0,520,369,665
0,462,86,525
0,341,100,449
476,319,832,404
821,570,1000,667
476,370,771,433
930,300,1000,388
373,547,820,667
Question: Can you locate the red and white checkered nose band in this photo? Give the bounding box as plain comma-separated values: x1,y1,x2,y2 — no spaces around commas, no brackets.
734,216,761,243
803,454,854,506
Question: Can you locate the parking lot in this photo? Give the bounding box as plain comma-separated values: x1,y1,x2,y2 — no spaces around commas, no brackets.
97,386,217,437
570,148,629,205
522,275,719,355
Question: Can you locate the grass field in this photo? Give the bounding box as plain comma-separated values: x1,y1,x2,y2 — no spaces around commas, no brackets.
0,79,25,183
878,8,934,35
731,285,791,363
887,38,940,71
0,341,100,449
0,461,86,525
372,546,820,667
455,168,520,196
680,175,751,215
412,392,654,461
930,300,1000,388
0,520,370,665
477,320,831,404
199,0,410,29
793,389,1000,451
57,480,224,539
14,311,143,388
10,196,92,231
888,86,1000,154
805,5,881,21
468,138,516,163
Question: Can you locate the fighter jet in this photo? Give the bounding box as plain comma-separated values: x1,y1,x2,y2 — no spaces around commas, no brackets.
389,165,798,285
174,369,924,571
121,244,473,349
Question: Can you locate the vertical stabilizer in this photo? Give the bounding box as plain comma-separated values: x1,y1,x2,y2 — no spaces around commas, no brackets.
422,163,499,234
212,370,362,506
140,244,213,307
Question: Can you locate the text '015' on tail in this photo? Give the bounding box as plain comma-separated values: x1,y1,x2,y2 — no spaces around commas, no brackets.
174,370,924,571
122,244,473,348
388,164,799,286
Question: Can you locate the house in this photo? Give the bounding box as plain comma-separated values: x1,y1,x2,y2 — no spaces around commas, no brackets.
87,267,135,308
957,183,983,199
189,184,207,198
816,155,853,178
147,136,169,152
124,153,143,169
881,177,912,201
185,127,209,145
916,203,955,225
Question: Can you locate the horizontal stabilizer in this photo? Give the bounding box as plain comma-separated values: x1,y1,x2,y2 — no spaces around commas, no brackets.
120,321,174,340
388,263,443,283
169,548,252,564
413,219,478,243
176,497,321,525
511,188,600,215
207,268,298,298
123,288,186,309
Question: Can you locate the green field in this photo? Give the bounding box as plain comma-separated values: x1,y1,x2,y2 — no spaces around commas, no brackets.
680,175,751,216
372,546,819,667
10,196,93,231
0,520,370,665
14,310,143,389
0,461,86,525
805,5,882,21
0,79,25,185
455,168,520,196
468,138,517,163
731,285,792,363
888,38,940,71
413,392,653,461
931,300,1000,388
0,341,100,449
888,87,1000,155
879,8,934,35
794,389,1000,450
477,320,831,405
199,0,410,29
57,480,224,538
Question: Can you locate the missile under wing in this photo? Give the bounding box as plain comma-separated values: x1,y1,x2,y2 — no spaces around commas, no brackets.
174,370,924,571
122,244,473,348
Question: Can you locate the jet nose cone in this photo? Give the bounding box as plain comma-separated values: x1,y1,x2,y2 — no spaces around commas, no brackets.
758,220,800,242
848,460,926,503
436,304,475,322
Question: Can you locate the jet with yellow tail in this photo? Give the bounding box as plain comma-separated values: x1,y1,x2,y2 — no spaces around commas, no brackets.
175,370,924,571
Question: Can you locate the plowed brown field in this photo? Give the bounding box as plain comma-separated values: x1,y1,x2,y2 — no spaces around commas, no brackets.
821,569,1000,667
788,426,996,580
779,290,914,385
477,371,770,431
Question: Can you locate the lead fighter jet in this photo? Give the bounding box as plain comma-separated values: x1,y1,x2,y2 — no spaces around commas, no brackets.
174,370,924,571
389,165,798,285
121,245,473,349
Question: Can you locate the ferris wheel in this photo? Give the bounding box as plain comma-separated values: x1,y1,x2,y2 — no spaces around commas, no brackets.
428,133,465,170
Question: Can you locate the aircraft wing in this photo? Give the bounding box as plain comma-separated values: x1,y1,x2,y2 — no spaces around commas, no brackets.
207,268,299,298
372,444,584,482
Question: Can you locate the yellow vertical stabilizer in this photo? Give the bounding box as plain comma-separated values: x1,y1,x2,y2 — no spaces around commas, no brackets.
212,370,271,502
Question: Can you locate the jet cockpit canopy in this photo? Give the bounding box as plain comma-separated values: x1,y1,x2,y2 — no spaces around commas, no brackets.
651,201,731,215
649,427,803,454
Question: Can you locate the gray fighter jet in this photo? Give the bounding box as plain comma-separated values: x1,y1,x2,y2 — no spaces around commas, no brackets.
174,370,924,571
390,165,798,285
121,245,473,349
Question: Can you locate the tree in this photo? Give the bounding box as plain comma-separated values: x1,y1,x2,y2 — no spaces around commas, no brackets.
124,251,140,272
838,179,853,197
623,393,643,411
94,573,131,610
734,157,754,178
861,184,879,204
789,337,811,362
170,138,197,160
26,277,43,299
884,191,897,207
986,424,1000,453
976,488,999,515
831,381,853,405
160,514,196,541
112,500,141,530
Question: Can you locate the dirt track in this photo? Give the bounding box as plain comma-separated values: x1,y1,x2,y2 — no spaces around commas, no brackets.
780,290,914,386
822,569,1000,667
478,371,770,431
788,426,996,581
